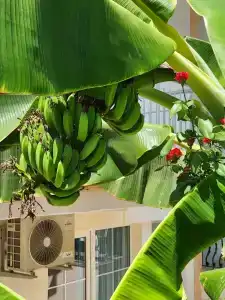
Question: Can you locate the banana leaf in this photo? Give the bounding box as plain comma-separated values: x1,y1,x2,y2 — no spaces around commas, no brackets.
185,37,224,86
111,174,225,299
88,123,172,185
0,0,175,94
0,94,36,143
200,268,225,300
187,0,225,80
0,283,25,300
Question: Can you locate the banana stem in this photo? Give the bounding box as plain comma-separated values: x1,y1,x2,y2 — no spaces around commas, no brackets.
134,68,175,89
167,52,225,120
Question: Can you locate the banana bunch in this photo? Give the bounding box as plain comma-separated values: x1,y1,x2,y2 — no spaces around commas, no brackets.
103,83,144,135
18,93,108,206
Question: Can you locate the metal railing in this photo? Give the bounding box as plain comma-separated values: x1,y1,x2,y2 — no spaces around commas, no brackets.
202,239,225,269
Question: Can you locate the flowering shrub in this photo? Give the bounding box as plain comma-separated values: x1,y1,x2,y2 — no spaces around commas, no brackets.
158,71,225,204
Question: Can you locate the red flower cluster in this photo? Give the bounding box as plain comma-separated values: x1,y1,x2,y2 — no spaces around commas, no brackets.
220,118,225,125
174,72,189,84
166,148,182,161
202,137,211,144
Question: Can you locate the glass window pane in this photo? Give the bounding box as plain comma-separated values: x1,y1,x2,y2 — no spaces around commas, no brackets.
48,286,65,300
96,229,113,275
75,237,86,264
113,269,127,290
48,269,65,288
66,264,86,283
113,227,130,270
96,274,113,300
66,281,86,300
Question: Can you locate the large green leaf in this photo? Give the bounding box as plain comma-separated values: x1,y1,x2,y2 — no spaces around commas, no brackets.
88,123,172,186
112,174,225,299
100,156,176,207
200,268,225,300
119,0,195,63
0,94,36,143
185,37,224,86
187,0,225,79
0,283,25,300
0,0,175,94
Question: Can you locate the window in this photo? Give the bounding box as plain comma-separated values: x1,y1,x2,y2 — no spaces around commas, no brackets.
48,237,86,300
95,226,130,300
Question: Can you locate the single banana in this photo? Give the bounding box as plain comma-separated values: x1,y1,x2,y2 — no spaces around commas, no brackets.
87,106,96,132
80,133,102,160
121,114,144,135
53,138,64,166
115,102,141,131
28,140,37,170
106,87,130,121
78,160,86,172
19,153,27,173
43,98,55,129
45,132,53,152
21,136,30,163
63,169,81,190
57,96,67,111
40,185,80,206
77,112,88,142
65,149,79,177
62,144,73,171
67,93,76,119
63,109,74,138
35,142,45,174
86,139,106,168
74,102,82,128
51,104,64,135
54,161,65,188
92,113,102,133
43,151,55,181
104,84,118,113
88,153,107,172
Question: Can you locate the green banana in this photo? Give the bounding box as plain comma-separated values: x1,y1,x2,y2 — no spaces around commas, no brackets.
38,96,46,113
21,136,30,163
44,132,53,152
35,142,45,174
53,138,64,166
86,139,106,168
92,113,102,133
62,144,73,170
28,140,37,170
51,104,63,135
57,96,67,111
106,87,130,121
78,160,86,172
20,130,25,146
43,151,55,181
65,149,79,177
74,102,82,127
115,102,141,131
54,161,65,188
104,84,118,113
77,112,88,142
44,98,54,129
19,153,27,173
87,106,96,132
121,114,144,135
63,169,81,190
80,133,102,160
40,185,80,206
67,93,76,119
63,109,74,138
88,153,107,172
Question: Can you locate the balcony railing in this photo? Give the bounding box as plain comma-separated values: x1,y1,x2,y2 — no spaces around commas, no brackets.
202,239,225,269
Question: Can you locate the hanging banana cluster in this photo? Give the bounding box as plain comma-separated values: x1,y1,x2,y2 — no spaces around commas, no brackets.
103,83,144,135
18,94,107,206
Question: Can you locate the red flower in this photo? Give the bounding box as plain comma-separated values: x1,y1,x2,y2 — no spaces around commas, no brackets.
166,148,182,161
174,72,189,84
220,118,225,125
202,137,211,144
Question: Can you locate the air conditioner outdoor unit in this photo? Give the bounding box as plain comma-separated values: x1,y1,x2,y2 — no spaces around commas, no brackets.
4,214,75,273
